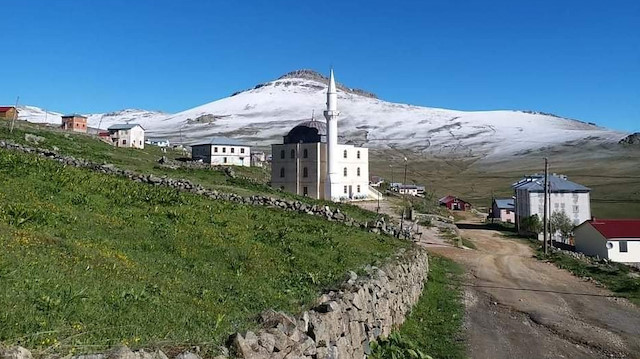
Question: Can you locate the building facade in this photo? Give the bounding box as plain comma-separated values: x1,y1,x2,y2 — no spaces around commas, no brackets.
191,137,251,166
146,138,170,147
270,70,369,201
107,124,145,149
0,106,18,119
513,174,591,238
490,198,515,223
439,195,472,211
574,219,640,263
61,114,88,133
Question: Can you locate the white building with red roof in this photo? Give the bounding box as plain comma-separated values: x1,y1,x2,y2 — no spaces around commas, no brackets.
574,219,640,263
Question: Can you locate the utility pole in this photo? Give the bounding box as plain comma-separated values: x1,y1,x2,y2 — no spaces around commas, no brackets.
543,158,549,255
399,157,408,238
9,96,19,133
390,164,394,184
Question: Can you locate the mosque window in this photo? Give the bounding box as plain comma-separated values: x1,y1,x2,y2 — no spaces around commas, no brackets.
357,185,361,193
280,150,285,159
357,167,361,176
357,150,360,159
303,167,308,177
343,150,347,158
303,149,308,158
344,186,348,194
280,168,285,178
343,167,347,177
290,149,295,159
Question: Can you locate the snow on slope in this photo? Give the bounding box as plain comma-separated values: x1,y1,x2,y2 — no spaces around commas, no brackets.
147,71,626,157
15,70,627,158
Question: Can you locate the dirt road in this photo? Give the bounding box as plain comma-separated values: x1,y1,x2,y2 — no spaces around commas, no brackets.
429,214,640,359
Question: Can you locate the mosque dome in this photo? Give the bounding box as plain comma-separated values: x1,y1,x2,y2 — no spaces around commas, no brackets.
284,119,327,144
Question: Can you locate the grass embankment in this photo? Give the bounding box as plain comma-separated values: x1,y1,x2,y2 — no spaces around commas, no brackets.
372,255,466,359
0,121,378,223
536,249,640,306
0,148,407,355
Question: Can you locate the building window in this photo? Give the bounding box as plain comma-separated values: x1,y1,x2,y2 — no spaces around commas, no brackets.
303,167,308,178
343,149,347,158
222,147,226,153
344,186,348,194
280,168,285,178
231,148,235,153
290,149,295,159
223,157,227,163
573,205,579,213
214,147,218,153
280,150,285,159
357,167,361,176
122,140,127,145
357,185,361,193
357,150,360,159
620,241,628,253
303,149,308,158
343,167,347,176
240,148,245,154
303,186,308,196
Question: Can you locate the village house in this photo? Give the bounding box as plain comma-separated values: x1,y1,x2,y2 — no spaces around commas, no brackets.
490,198,515,223
191,137,251,167
271,70,369,201
145,138,170,147
439,195,472,211
61,114,88,133
107,124,145,149
369,176,384,187
574,219,640,264
0,106,18,119
250,151,266,167
512,174,591,237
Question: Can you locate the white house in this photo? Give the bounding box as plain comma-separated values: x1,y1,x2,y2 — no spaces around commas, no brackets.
191,137,251,167
271,70,369,201
513,174,591,239
146,138,170,147
107,124,145,149
574,219,640,263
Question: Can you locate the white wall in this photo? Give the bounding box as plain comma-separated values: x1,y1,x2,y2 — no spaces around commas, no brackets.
193,144,250,167
336,145,369,200
608,239,640,263
112,126,145,149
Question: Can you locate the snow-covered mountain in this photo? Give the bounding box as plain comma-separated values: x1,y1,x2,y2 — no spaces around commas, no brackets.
17,69,627,158
18,106,167,131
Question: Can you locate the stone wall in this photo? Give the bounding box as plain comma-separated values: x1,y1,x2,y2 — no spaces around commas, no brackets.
231,248,429,359
0,140,415,239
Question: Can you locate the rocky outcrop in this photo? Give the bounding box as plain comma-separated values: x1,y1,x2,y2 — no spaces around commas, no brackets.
0,140,418,240
619,133,640,145
231,248,428,359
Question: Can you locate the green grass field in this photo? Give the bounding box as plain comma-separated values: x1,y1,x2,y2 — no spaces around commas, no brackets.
0,148,407,355
0,121,378,223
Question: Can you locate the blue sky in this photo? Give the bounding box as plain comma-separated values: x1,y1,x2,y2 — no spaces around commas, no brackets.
1,0,638,132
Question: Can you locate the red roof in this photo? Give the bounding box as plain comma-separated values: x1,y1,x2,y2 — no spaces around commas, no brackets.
0,106,16,112
587,219,640,239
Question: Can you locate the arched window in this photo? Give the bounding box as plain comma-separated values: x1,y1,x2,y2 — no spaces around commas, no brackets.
343,149,348,158
280,168,285,178
357,150,360,159
343,167,348,177
303,167,308,178
303,149,308,158
280,150,285,159
357,167,361,176
290,149,295,159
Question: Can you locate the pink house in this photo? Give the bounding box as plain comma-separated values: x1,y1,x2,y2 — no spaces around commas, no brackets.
490,198,515,223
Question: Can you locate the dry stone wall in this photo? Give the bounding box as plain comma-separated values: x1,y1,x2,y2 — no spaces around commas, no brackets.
0,140,415,239
231,248,428,359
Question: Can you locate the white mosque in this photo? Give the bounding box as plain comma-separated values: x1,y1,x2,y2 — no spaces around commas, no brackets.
271,70,370,201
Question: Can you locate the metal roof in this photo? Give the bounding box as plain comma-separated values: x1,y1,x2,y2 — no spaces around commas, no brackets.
512,174,590,193
62,114,87,119
108,123,144,131
494,198,514,209
578,219,640,239
190,137,248,147
292,120,327,136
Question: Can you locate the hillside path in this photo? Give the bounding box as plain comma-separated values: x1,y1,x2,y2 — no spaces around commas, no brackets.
428,213,640,359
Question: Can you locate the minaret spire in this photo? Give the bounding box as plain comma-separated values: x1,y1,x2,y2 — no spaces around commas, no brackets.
324,68,340,201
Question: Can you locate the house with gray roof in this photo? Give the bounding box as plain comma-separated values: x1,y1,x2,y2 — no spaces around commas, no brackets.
512,174,591,240
107,123,145,149
190,137,251,167
490,198,515,223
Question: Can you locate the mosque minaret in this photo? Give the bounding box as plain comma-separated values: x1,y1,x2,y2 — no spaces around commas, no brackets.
324,69,340,200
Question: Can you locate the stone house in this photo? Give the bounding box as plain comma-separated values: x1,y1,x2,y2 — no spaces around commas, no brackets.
61,114,88,133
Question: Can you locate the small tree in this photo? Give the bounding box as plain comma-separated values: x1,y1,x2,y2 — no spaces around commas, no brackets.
550,210,573,241
520,214,542,235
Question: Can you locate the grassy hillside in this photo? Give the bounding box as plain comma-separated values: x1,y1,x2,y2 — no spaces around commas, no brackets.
370,142,640,218
0,121,378,223
0,148,406,355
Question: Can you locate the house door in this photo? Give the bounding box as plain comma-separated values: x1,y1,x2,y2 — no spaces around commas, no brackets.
349,185,353,199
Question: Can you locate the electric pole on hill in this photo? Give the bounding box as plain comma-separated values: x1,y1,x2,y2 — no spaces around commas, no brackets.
543,157,549,255
9,96,19,133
